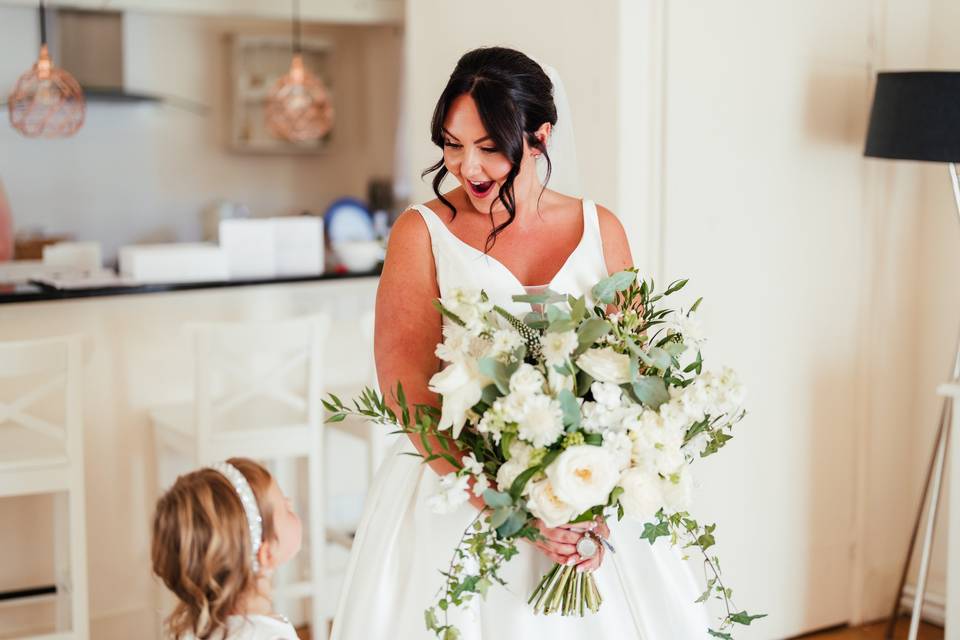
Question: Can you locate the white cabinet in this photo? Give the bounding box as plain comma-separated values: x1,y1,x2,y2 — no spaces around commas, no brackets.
0,0,402,24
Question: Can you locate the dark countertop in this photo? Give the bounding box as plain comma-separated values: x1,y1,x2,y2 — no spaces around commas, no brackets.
0,268,381,305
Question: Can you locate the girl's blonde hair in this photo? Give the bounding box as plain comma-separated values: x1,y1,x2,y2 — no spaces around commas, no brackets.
151,458,277,640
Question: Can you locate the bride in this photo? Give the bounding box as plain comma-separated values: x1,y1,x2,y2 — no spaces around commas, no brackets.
331,47,710,639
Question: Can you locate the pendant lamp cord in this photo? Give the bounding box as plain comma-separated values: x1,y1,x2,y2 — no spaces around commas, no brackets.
39,0,47,47
292,0,301,54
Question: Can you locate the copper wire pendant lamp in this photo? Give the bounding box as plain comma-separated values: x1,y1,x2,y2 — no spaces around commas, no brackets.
7,0,85,138
265,0,334,143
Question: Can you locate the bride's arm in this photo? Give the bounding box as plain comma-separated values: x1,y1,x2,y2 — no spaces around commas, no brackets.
373,209,486,511
597,205,644,317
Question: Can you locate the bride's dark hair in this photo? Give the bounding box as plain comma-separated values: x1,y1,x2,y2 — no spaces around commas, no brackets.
422,46,557,251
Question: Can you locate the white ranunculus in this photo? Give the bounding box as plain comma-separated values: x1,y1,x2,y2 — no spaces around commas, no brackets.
427,473,471,514
546,445,620,512
618,468,664,521
517,395,565,448
541,330,579,366
496,440,535,492
591,381,623,408
527,479,578,528
576,347,632,385
509,362,547,396
428,361,486,438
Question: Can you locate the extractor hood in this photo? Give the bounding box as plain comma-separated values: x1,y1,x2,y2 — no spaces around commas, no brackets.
49,8,160,103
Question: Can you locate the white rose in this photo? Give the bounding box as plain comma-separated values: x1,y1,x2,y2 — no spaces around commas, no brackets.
541,330,579,366
591,381,623,408
527,479,578,528
618,468,664,521
517,395,565,448
428,361,486,438
509,363,547,396
546,445,620,512
576,347,632,385
427,473,470,514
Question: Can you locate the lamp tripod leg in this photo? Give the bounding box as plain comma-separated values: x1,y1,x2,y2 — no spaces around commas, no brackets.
883,162,960,639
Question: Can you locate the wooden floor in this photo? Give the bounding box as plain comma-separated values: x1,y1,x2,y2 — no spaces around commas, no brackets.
797,618,944,639
298,619,944,640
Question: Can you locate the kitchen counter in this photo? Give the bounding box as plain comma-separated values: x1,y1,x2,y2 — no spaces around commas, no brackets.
0,267,381,304
0,271,382,636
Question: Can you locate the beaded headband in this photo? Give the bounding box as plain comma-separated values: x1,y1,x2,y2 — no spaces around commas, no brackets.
209,461,264,573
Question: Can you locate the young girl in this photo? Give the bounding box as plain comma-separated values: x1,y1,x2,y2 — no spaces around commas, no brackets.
152,458,303,640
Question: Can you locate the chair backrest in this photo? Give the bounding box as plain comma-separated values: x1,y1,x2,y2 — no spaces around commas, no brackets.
187,314,331,441
0,335,83,468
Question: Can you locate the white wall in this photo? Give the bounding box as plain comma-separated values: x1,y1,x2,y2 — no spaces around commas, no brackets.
0,7,402,263
403,0,619,211
652,1,935,634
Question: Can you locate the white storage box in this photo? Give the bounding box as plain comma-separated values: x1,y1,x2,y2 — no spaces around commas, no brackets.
219,216,323,279
118,243,229,283
42,241,102,271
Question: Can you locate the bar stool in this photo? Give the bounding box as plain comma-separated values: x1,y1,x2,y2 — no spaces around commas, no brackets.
149,314,333,640
0,335,89,640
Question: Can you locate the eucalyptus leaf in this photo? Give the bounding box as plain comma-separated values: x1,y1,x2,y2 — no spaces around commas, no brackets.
576,370,595,396
591,270,636,304
495,510,527,538
574,318,612,355
490,506,514,528
558,389,581,430
483,489,513,509
632,376,670,410
478,357,510,395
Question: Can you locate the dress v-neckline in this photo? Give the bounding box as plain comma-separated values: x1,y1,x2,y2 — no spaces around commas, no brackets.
422,199,588,291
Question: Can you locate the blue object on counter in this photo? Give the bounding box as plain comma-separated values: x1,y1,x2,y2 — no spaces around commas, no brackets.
324,197,374,243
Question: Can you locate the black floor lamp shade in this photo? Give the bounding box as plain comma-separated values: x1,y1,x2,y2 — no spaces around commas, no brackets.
864,71,960,162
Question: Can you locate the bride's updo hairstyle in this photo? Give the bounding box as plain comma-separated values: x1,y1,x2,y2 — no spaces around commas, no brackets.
423,46,557,250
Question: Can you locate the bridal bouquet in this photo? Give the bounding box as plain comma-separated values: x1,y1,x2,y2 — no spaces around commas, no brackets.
324,269,765,639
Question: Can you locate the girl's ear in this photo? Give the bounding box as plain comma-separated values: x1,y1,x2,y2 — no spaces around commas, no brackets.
256,539,277,574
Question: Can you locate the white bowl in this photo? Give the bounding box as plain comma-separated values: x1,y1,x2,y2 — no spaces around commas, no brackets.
335,240,384,272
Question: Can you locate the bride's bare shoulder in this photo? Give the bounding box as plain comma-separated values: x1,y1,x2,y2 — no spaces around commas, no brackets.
593,201,634,273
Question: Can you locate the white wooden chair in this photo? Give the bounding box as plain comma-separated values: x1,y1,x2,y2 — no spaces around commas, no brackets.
149,314,333,640
0,335,89,640
325,310,392,490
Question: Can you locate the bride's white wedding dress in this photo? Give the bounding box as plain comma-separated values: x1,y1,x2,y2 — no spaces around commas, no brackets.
330,200,711,640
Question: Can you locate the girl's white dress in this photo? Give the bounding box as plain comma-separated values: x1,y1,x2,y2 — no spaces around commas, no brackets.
186,614,299,640
331,201,711,639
